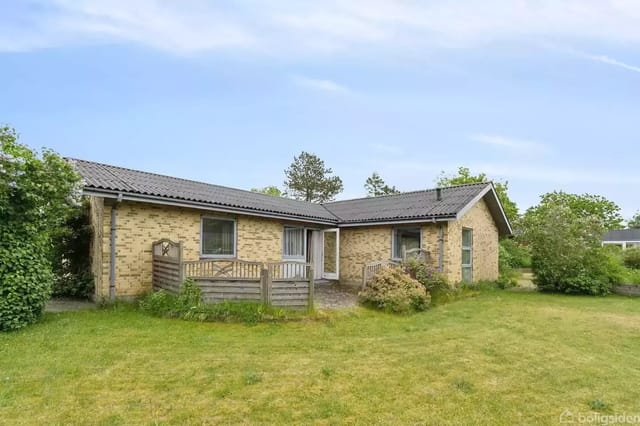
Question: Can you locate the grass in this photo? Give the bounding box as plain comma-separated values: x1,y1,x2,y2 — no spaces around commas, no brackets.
1,291,639,425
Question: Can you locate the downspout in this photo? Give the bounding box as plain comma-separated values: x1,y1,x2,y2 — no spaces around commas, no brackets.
438,223,444,274
108,193,123,302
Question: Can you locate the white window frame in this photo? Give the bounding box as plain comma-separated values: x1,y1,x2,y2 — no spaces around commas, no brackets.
461,227,473,282
391,226,422,261
200,216,237,258
282,226,306,260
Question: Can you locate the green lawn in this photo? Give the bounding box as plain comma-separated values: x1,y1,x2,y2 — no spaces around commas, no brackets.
1,291,639,425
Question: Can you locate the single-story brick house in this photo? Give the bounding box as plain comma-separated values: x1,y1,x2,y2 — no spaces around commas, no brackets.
71,159,512,300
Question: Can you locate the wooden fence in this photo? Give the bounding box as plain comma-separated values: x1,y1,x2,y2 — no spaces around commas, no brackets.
362,260,400,289
361,249,431,289
152,239,184,294
151,240,314,310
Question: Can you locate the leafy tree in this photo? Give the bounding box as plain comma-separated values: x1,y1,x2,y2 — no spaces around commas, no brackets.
0,126,81,331
520,192,625,295
628,211,640,229
284,151,343,202
364,172,400,197
436,166,518,223
532,191,623,230
250,186,283,197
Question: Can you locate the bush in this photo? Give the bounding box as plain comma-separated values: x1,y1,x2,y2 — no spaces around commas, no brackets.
403,258,452,304
359,267,430,314
0,127,81,331
534,246,618,296
0,237,55,331
522,202,615,296
139,280,301,323
499,239,531,269
623,248,640,269
621,268,640,284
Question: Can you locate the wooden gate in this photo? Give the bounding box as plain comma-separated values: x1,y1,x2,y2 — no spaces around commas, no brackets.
152,239,184,293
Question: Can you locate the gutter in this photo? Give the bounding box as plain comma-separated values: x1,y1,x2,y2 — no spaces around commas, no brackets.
108,193,123,302
84,189,338,226
438,224,444,274
86,188,459,229
337,216,455,228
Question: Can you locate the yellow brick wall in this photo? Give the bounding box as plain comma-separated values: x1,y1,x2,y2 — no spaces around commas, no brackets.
339,226,392,285
421,223,443,271
93,198,288,298
236,216,282,262
444,198,499,282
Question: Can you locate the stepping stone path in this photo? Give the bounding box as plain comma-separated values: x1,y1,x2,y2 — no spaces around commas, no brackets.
45,298,96,313
314,283,359,309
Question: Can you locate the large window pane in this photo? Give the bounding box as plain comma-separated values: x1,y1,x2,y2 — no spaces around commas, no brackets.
201,218,235,256
462,228,473,247
461,228,473,282
462,250,472,265
393,227,421,260
283,227,304,258
462,267,472,283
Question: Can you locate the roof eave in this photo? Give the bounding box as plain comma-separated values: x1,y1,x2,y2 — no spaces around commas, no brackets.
337,216,456,227
455,183,512,236
83,188,338,226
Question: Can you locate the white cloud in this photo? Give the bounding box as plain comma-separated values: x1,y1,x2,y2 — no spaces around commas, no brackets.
576,52,640,73
292,76,351,94
471,134,550,155
0,0,255,54
4,1,640,54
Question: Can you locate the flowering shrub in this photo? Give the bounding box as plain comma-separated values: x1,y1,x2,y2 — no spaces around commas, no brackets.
0,127,81,331
404,258,449,293
359,267,430,314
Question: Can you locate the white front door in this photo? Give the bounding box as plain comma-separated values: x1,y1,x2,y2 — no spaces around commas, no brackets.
311,231,323,279
321,228,340,280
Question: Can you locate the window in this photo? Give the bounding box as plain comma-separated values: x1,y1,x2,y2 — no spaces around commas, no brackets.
392,227,421,260
201,217,236,257
283,226,305,259
461,228,473,282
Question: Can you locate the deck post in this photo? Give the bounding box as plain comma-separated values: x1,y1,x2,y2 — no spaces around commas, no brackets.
178,241,184,285
261,267,272,305
308,266,315,312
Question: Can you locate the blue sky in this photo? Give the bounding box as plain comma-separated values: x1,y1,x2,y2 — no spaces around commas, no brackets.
1,1,639,220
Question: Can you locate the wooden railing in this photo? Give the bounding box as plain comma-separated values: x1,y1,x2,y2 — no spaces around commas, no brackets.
362,260,400,289
403,248,430,263
150,239,314,310
268,261,310,280
183,259,263,280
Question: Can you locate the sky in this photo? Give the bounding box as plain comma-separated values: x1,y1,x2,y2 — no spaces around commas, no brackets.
1,1,639,220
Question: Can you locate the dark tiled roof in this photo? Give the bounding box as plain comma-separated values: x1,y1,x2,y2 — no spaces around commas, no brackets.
603,229,640,242
70,158,510,234
70,159,337,222
323,183,489,223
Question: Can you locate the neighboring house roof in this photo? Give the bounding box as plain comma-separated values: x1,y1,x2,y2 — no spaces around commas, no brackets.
70,158,512,235
603,229,640,242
